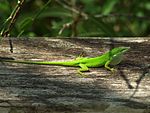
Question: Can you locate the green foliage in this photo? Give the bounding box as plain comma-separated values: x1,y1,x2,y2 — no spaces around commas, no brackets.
0,0,150,37
101,0,119,15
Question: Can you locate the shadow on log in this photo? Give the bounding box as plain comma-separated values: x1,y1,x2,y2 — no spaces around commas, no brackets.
0,37,149,113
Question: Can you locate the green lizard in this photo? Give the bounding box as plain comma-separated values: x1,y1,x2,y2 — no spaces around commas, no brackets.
0,47,130,74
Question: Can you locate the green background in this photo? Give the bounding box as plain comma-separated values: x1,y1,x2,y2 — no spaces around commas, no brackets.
0,0,150,37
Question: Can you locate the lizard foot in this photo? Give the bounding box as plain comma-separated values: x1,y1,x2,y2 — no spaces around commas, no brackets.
77,71,88,78
110,68,118,76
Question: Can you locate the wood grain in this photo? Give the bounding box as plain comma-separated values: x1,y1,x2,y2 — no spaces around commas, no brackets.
0,38,149,113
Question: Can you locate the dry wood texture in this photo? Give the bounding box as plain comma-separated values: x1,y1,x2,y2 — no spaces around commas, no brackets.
0,38,150,113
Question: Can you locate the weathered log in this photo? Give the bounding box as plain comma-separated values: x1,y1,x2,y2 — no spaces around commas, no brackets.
0,38,149,113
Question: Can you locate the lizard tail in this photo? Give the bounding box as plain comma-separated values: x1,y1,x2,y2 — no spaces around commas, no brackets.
0,59,78,66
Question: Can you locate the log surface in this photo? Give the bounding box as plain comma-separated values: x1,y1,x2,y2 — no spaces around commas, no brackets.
0,38,149,113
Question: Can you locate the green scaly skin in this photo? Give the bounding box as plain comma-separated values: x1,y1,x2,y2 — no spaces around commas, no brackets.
0,47,130,74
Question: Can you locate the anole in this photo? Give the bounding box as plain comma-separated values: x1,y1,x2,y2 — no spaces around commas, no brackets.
0,47,130,75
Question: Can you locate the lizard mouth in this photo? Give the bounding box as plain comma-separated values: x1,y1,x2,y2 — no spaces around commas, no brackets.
122,47,130,52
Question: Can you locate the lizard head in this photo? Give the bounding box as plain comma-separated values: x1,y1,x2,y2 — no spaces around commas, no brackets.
107,47,130,65
110,47,130,55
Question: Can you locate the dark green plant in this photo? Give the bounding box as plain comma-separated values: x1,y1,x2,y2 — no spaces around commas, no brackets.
0,0,150,37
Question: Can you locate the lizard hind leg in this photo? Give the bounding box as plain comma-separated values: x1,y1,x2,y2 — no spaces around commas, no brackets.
75,52,86,60
77,64,89,77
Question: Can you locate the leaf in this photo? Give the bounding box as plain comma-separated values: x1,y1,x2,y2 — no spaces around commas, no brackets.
102,0,119,15
19,17,33,31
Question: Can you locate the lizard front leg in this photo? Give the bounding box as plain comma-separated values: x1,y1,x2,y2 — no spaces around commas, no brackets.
105,60,116,73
